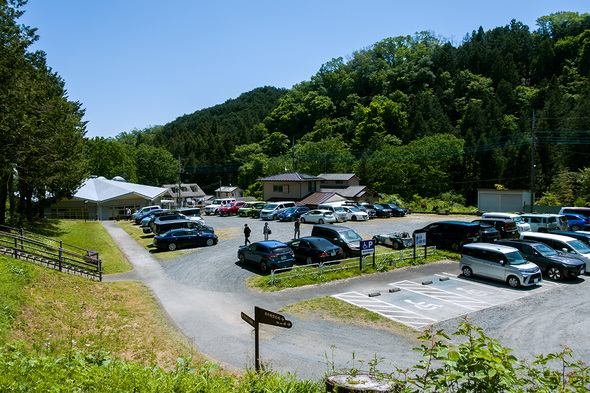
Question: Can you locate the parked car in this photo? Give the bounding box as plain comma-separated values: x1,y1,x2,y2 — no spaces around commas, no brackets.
477,223,501,243
559,206,590,220
354,204,376,219
363,204,392,218
481,212,531,233
153,228,218,251
203,198,235,215
311,224,363,257
260,201,297,220
237,240,295,273
563,214,590,231
519,232,590,272
139,209,171,227
373,232,413,250
340,206,369,221
300,209,337,224
176,207,202,219
237,201,260,217
317,204,348,222
546,214,569,230
134,208,167,224
472,218,519,239
413,221,480,251
131,205,162,220
286,237,344,264
460,243,542,288
520,214,560,232
497,239,585,281
277,206,310,222
378,203,406,217
552,230,590,247
218,201,247,216
152,218,214,236
249,202,268,219
144,212,204,233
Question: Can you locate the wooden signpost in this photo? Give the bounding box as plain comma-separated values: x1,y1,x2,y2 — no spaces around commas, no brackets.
241,306,292,372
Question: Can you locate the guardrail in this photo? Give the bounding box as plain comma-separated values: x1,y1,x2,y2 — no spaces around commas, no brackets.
0,225,102,281
269,246,436,286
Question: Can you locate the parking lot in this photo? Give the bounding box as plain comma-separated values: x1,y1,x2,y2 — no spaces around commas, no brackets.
116,212,590,378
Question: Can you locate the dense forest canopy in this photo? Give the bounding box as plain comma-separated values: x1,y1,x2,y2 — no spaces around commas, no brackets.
13,6,590,216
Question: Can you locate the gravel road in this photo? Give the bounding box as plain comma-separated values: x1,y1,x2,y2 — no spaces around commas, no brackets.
103,213,590,379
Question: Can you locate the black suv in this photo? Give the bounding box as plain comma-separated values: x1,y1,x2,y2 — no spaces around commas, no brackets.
363,204,391,218
413,221,480,251
311,224,363,257
472,218,518,239
378,203,406,217
497,239,585,281
152,219,214,236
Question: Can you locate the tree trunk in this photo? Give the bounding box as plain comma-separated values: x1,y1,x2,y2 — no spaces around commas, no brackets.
0,169,9,226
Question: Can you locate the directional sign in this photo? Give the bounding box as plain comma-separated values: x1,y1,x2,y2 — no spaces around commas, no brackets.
415,232,427,247
361,239,375,256
255,306,292,328
241,312,256,328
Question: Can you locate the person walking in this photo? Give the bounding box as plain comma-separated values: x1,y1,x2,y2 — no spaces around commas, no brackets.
243,224,251,246
263,222,271,241
294,218,300,239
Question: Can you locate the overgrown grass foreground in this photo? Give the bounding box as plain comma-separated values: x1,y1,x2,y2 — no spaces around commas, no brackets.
248,248,460,291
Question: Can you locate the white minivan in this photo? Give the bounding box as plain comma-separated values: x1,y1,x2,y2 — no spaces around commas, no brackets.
260,201,296,220
460,243,542,288
520,214,560,232
481,212,531,233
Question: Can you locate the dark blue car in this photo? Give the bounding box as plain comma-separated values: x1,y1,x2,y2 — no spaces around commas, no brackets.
286,237,344,264
563,214,590,231
277,206,310,222
237,240,294,273
153,228,218,251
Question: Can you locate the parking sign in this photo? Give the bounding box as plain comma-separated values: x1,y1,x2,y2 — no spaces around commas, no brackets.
415,232,426,247
361,239,375,255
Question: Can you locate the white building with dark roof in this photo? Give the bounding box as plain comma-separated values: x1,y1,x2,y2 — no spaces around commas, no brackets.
47,177,168,220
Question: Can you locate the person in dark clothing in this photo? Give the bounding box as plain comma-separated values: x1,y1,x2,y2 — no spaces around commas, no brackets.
294,218,300,239
244,224,251,245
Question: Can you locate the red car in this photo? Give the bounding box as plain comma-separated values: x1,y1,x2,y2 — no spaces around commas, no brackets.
218,201,246,216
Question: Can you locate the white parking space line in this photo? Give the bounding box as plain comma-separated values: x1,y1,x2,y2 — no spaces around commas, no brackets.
390,280,491,311
332,291,436,330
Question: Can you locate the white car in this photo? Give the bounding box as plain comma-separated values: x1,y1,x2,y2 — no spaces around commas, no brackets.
300,209,337,224
341,206,369,221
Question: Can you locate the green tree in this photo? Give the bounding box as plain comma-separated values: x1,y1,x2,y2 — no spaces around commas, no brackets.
133,144,178,186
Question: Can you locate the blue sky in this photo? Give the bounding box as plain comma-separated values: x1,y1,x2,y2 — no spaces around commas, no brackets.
20,1,588,138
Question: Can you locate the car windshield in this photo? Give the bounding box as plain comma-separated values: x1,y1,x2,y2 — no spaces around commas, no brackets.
283,207,296,213
506,251,527,265
513,216,524,224
271,246,291,254
568,240,590,254
212,200,222,205
535,244,558,256
373,205,383,210
311,238,334,249
341,230,362,242
334,207,345,212
265,204,278,210
348,207,361,212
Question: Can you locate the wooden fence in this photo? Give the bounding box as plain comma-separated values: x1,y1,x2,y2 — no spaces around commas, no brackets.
0,225,102,281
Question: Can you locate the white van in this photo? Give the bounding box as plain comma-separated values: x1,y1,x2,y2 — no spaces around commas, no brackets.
318,204,348,222
131,205,161,220
203,198,235,215
520,232,590,272
259,201,296,220
481,212,531,233
520,214,560,232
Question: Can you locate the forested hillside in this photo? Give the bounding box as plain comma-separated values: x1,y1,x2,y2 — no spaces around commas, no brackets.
92,11,590,205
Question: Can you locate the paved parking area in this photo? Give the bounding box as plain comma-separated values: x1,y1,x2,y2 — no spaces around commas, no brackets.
333,273,564,330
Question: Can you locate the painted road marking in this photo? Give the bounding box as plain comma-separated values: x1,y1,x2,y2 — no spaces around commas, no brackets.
390,280,492,311
332,291,436,330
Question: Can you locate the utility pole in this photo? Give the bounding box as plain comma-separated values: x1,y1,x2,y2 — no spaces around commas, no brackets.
178,155,182,209
291,138,295,173
529,110,536,213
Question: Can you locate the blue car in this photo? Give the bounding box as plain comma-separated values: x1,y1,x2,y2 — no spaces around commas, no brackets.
277,206,310,222
153,228,218,251
237,240,294,273
563,214,590,231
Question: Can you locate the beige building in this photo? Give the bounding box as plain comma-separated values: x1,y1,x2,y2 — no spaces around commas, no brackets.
257,172,322,201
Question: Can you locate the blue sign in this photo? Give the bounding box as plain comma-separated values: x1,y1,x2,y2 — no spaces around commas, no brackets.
361,239,375,255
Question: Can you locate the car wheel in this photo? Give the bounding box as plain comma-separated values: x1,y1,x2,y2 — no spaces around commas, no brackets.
318,219,324,224
507,276,520,288
206,238,214,247
168,242,177,251
547,266,564,281
301,217,306,223
373,237,380,245
571,225,581,231
352,216,357,221
393,241,401,250
238,253,245,264
306,256,313,265
260,261,268,273
462,266,473,278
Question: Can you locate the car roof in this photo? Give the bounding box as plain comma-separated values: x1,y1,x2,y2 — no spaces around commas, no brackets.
463,243,520,252
313,224,352,232
520,232,577,241
433,221,479,226
497,239,543,246
254,240,289,247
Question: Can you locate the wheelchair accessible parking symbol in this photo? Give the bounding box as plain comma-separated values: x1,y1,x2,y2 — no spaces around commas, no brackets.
361,239,375,255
